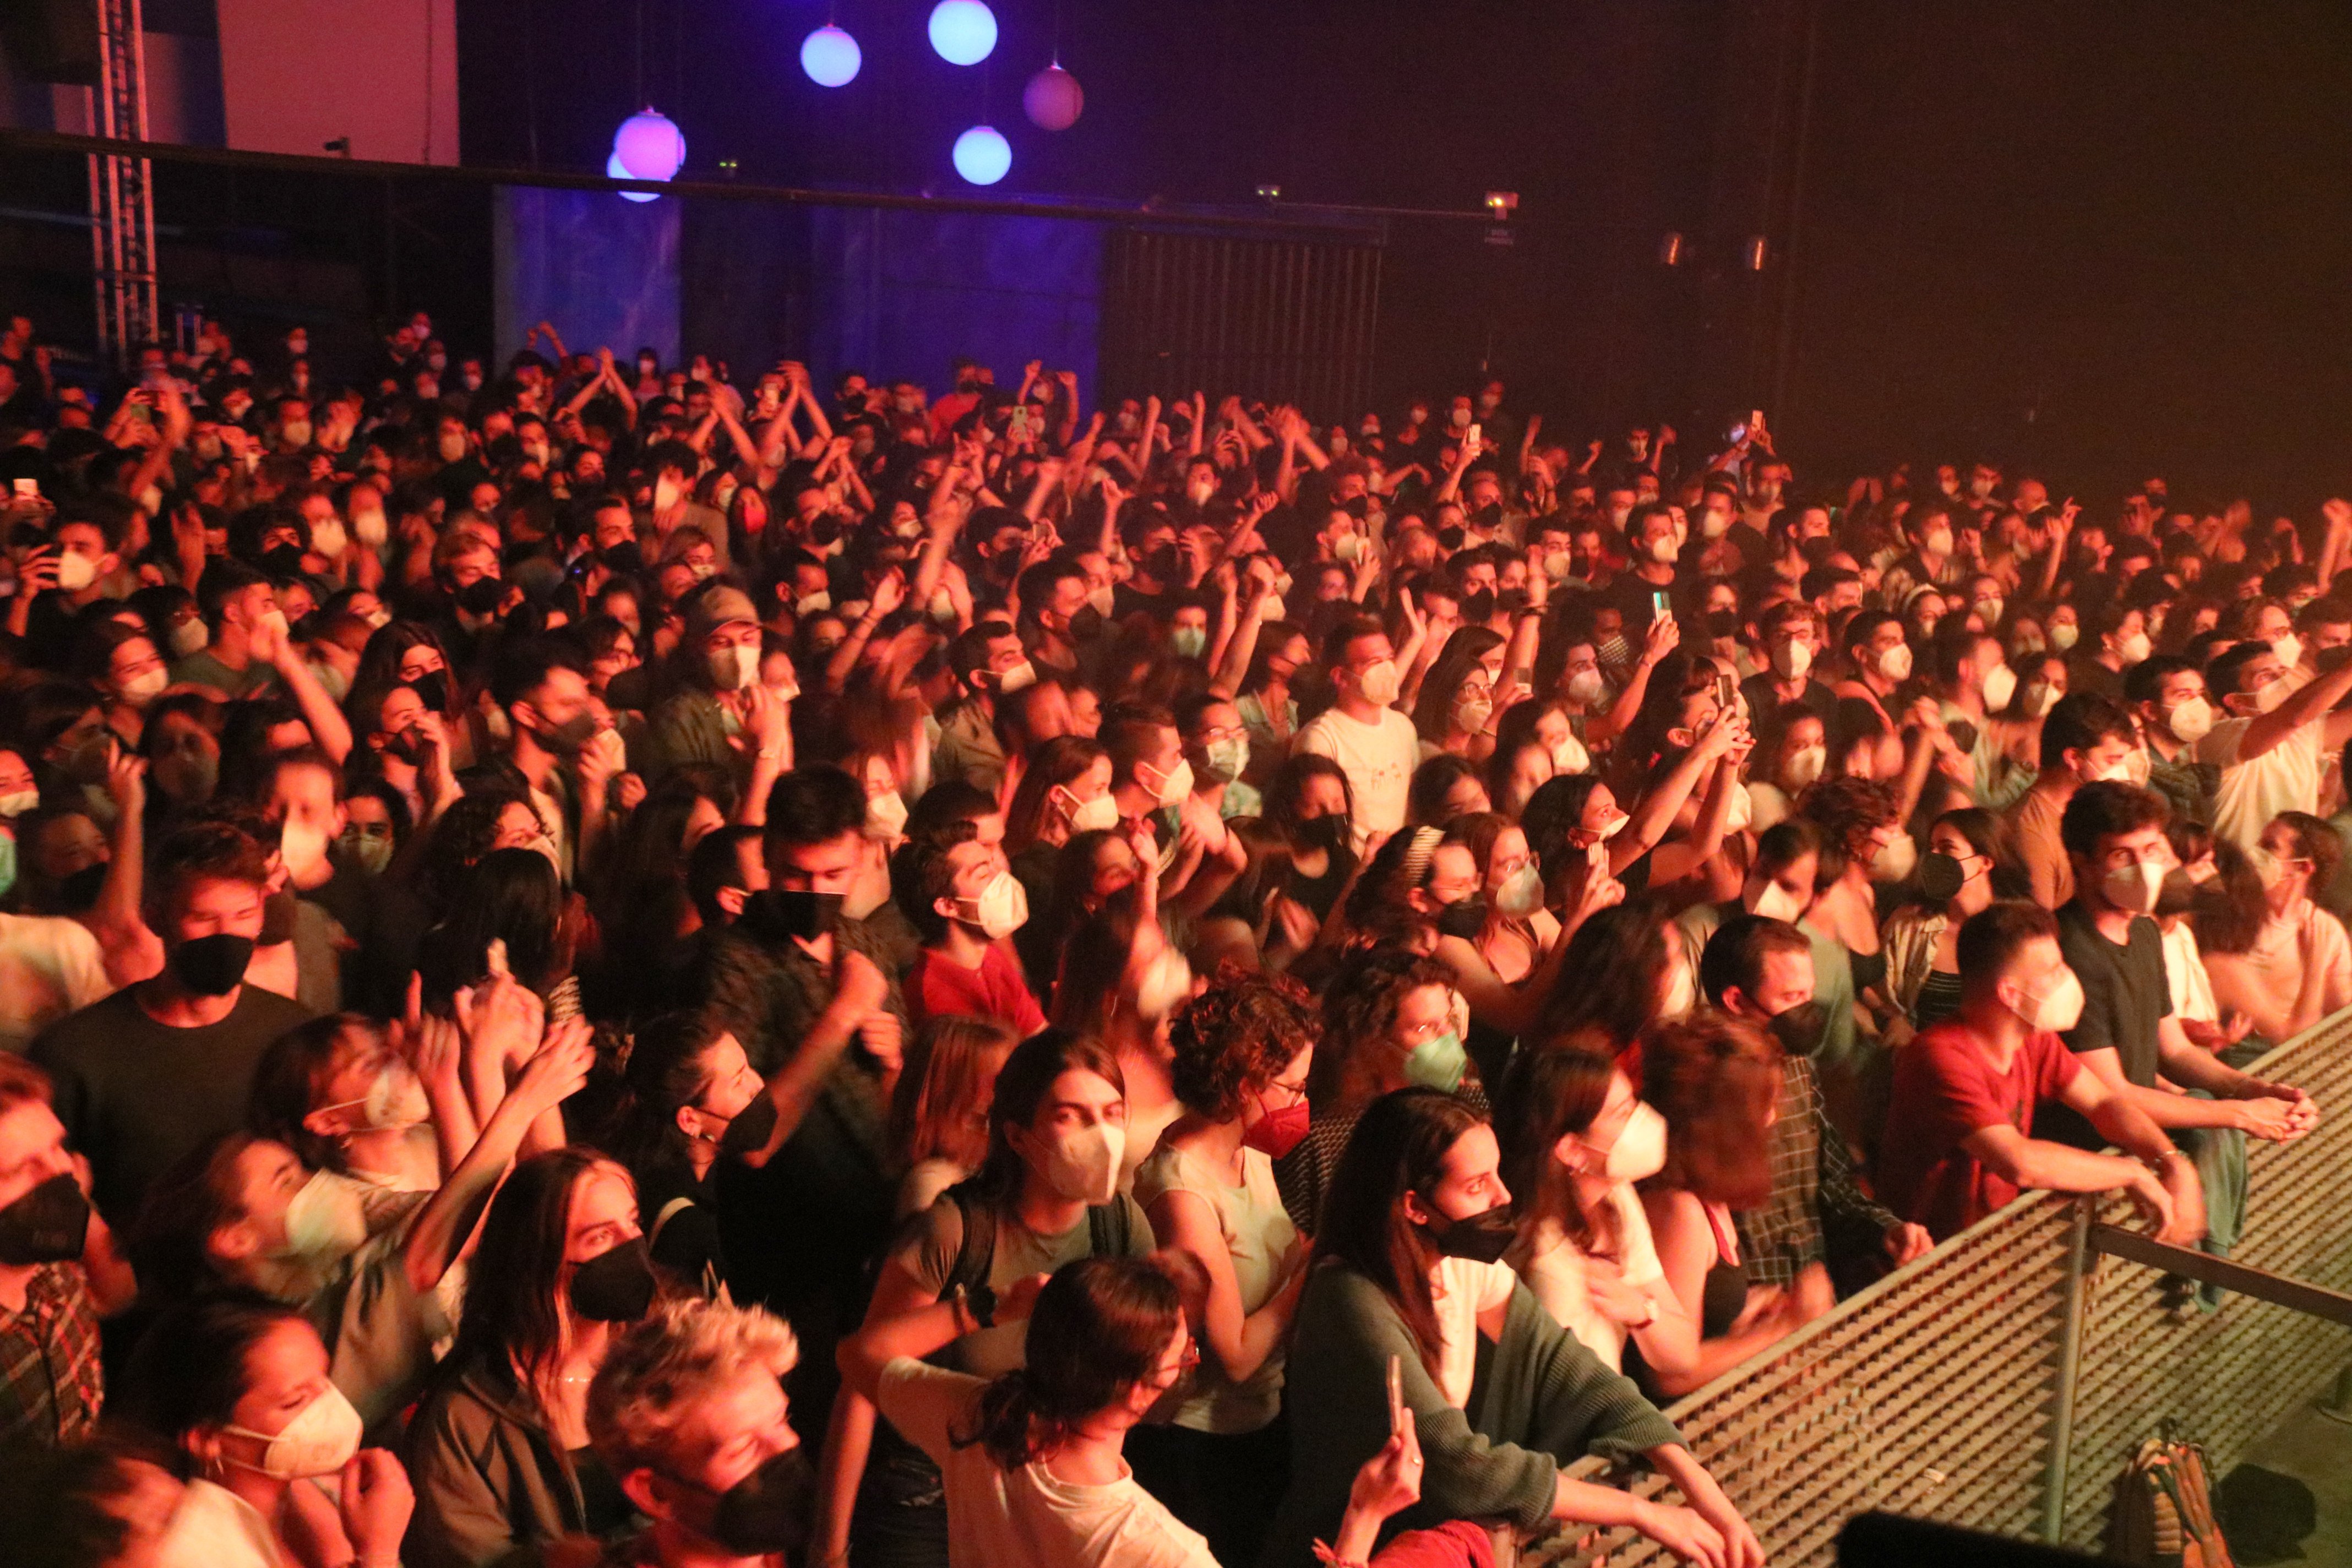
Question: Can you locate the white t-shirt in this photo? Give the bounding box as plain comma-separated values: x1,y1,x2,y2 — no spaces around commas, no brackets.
1515,1188,1667,1373
0,912,112,1054
2201,716,2322,851
877,1358,1216,1568
1294,706,1420,851
1427,1256,1519,1409
2158,920,2219,1027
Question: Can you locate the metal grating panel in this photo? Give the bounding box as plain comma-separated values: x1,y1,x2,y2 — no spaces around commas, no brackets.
1097,227,1381,425
1521,1007,2352,1568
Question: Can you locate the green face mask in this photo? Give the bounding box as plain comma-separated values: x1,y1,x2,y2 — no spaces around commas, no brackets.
0,830,15,902
1403,1030,1468,1094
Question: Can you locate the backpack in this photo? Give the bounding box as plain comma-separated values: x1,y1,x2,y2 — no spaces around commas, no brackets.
943,1181,1135,1299
2112,1434,2234,1568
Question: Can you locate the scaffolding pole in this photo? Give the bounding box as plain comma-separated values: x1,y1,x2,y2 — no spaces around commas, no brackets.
87,0,157,367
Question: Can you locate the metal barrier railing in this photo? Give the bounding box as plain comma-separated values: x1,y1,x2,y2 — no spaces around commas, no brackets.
1522,1006,2352,1567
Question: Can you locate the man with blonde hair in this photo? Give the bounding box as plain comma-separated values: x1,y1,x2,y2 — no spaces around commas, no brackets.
587,1296,807,1565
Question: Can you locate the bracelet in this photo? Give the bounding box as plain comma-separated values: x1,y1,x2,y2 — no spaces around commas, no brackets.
1311,1544,1369,1568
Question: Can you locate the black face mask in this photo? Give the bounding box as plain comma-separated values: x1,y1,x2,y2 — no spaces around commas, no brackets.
259,889,300,946
0,1173,90,1265
1435,896,1487,939
457,576,507,617
261,542,306,578
1917,851,1967,905
1462,589,1497,623
1418,1201,1515,1265
741,889,842,945
170,932,254,995
670,1445,814,1558
1296,816,1351,856
56,862,108,914
569,1236,657,1322
602,540,645,575
1068,605,1106,644
407,676,450,716
533,711,598,756
1767,1000,1827,1058
716,1092,780,1162
2155,868,2199,919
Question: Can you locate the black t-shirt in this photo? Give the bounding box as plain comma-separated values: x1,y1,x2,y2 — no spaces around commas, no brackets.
1740,672,1838,729
1604,569,1680,638
30,983,314,1227
2044,900,2171,1150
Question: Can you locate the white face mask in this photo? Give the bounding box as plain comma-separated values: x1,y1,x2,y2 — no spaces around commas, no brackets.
953,868,1030,939
1594,1100,1669,1183
352,505,389,549
308,518,348,559
2166,696,2214,743
2010,965,2086,1034
2114,630,2152,665
2274,633,2304,671
1785,744,1827,789
1058,787,1120,833
121,666,168,707
1871,830,1919,883
1981,663,2018,713
1493,863,1545,917
709,643,759,692
865,788,909,841
2049,623,2079,651
1144,756,1195,807
278,1169,370,1262
2103,855,2164,916
1648,535,1679,565
280,817,331,881
1749,877,1807,923
1565,668,1608,706
995,659,1038,695
1658,959,1695,1020
1332,532,1364,564
1086,584,1115,617
1028,1119,1124,1206
1877,643,1914,682
796,590,832,616
0,788,37,818
1549,731,1591,776
171,618,211,658
1357,657,1402,706
1772,640,1812,680
317,1059,430,1131
222,1382,364,1479
53,551,98,593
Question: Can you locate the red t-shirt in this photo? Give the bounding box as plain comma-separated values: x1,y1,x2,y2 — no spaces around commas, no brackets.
1876,1019,2082,1240
906,942,1046,1037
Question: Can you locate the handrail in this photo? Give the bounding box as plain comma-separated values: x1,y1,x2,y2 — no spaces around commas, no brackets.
2086,1223,2352,1327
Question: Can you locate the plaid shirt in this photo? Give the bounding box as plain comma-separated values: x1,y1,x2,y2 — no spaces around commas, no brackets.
0,1264,102,1446
1736,1055,1902,1289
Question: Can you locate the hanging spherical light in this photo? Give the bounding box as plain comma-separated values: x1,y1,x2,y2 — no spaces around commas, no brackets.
927,0,997,66
952,124,1011,186
611,107,686,183
800,25,862,88
1022,63,1083,131
607,151,660,203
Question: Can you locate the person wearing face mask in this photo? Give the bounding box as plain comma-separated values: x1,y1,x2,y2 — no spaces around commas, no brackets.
1669,819,1861,1079
30,823,312,1239
2039,782,2317,1161
2002,691,2142,911
1177,692,1263,823
1830,613,1913,775
646,586,791,797
1103,706,1214,879
1494,1041,1691,1374
1129,971,1316,1562
73,622,170,753
1924,629,2033,812
116,1295,414,1568
0,1055,133,1446
1004,736,1115,911
1271,1088,1760,1568
1701,917,1929,1296
2198,634,2352,854
1877,901,2204,1242
1295,616,1427,854
901,827,1047,1036
248,1012,450,1197
2124,655,2220,832
478,638,625,887
1740,602,1838,736
825,1031,1152,1568
133,1012,588,1431
582,1296,813,1568
2064,603,2154,704
1792,775,1903,1012
1237,623,1309,759
932,619,1037,801
1879,808,2021,1038
406,1149,661,1568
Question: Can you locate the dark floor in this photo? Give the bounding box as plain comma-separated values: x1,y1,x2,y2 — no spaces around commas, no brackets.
2220,1397,2352,1566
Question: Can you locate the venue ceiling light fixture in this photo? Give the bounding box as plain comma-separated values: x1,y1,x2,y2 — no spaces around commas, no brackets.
952,123,1012,185
929,1,997,66
801,24,862,87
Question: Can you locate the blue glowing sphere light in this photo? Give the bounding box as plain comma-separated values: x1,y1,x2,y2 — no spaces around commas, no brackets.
800,25,861,87
952,123,1011,186
607,151,660,202
928,0,997,66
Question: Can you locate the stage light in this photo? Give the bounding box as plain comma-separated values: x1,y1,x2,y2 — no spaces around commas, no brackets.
607,151,660,203
1743,235,1770,271
1484,190,1518,218
928,0,996,66
1658,231,1686,266
612,107,686,183
801,25,862,88
952,124,1011,186
1023,63,1083,131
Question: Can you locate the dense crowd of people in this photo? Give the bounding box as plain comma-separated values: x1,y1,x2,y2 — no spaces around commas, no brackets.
0,304,2331,1568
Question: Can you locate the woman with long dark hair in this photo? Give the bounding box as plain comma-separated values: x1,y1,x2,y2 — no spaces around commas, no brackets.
814,1029,1156,1568
840,1254,1425,1568
1270,1088,1760,1568
1880,806,2023,1037
404,1147,658,1568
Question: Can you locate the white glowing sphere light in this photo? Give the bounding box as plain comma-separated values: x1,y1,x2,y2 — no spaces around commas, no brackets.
801,25,862,87
928,0,997,66
952,123,1011,186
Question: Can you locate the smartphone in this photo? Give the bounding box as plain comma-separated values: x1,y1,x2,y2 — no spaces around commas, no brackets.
1386,1354,1404,1431
1466,422,1482,449
1008,405,1032,442
1716,671,1735,709
1727,422,1748,444
1651,590,1673,620
10,478,34,502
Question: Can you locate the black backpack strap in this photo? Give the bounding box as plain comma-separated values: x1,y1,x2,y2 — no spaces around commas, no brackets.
1085,1195,1133,1257
945,1184,999,1295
